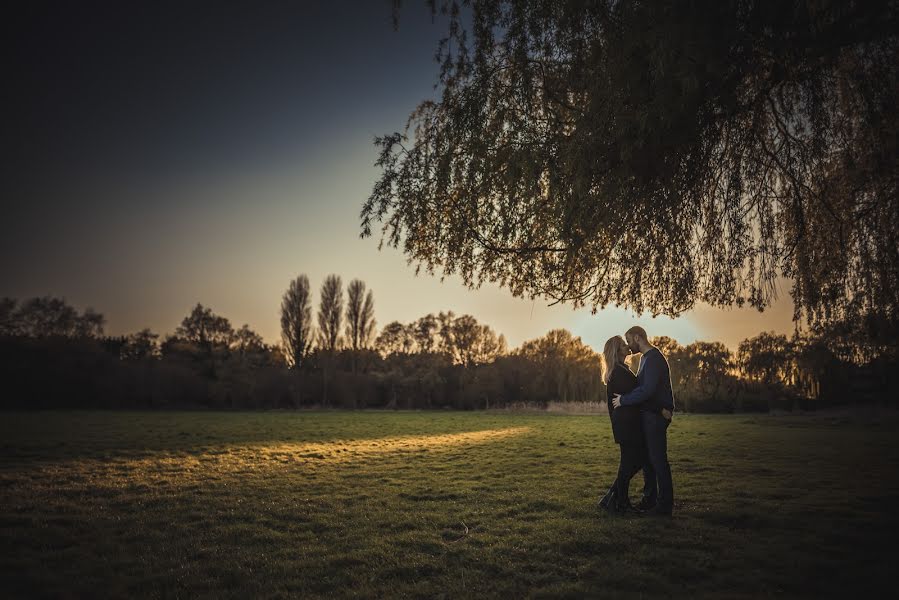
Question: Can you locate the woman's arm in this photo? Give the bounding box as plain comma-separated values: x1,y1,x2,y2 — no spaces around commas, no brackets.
607,369,618,416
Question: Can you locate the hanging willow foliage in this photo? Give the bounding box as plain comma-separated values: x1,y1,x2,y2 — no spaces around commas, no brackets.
362,0,898,341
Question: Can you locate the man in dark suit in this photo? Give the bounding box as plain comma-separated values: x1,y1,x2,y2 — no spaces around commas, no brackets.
612,326,675,516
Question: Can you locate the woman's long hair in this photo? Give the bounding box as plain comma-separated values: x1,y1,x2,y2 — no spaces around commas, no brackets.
602,336,627,385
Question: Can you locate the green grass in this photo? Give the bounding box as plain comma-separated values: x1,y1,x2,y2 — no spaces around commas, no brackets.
1,410,897,598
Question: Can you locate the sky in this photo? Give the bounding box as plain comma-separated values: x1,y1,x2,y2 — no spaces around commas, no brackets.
2,0,797,352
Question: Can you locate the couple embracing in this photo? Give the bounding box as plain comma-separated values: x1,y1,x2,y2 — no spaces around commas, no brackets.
599,326,675,517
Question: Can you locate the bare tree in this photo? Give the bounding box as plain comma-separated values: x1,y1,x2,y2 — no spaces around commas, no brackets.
281,275,314,369
317,274,344,352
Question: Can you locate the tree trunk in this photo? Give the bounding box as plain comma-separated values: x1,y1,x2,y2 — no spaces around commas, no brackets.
386,385,397,410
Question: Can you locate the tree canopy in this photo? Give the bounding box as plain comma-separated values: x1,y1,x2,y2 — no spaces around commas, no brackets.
175,303,234,347
374,310,506,366
0,296,105,338
281,275,314,368
364,0,898,342
317,274,344,352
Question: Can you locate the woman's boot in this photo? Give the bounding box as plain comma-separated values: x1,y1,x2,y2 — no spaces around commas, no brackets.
599,478,618,509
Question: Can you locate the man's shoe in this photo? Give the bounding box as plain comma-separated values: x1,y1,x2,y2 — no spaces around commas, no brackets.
615,500,643,514
646,505,673,517
635,497,657,511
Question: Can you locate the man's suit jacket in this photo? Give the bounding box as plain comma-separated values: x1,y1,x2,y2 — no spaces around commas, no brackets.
620,347,675,413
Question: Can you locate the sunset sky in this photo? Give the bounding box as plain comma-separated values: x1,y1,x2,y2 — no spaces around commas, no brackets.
2,1,796,352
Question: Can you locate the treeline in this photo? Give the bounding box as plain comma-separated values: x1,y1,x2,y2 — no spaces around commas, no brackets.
1,283,895,411
642,333,898,413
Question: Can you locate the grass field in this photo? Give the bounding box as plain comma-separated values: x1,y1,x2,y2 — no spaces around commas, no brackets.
2,410,898,598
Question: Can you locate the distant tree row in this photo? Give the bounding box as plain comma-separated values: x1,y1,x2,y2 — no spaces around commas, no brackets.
1,291,895,411
281,274,376,367
375,311,506,366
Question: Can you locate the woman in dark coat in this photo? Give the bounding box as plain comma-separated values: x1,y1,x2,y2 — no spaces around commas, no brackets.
598,335,645,512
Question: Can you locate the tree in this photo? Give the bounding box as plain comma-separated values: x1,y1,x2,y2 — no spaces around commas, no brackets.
791,332,835,403
375,311,506,365
449,314,506,367
345,279,377,351
317,274,344,352
435,310,456,354
366,0,899,338
121,328,160,361
517,329,602,403
375,321,414,356
345,279,377,375
232,324,265,354
281,275,315,369
442,314,506,408
645,335,683,380
75,308,105,338
316,274,344,407
168,304,235,381
449,315,480,366
222,324,279,396
738,331,795,411
175,303,234,347
9,296,105,338
0,298,19,336
682,341,735,411
16,296,78,337
738,332,793,385
411,313,440,353
652,337,682,359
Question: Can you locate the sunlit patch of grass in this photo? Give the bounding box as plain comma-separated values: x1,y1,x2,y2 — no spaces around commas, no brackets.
1,411,897,598
12,426,534,492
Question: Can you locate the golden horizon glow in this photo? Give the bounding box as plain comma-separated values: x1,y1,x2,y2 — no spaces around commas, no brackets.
3,147,798,355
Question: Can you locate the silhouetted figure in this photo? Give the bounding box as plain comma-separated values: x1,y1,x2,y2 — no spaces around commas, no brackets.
599,335,644,513
613,326,675,516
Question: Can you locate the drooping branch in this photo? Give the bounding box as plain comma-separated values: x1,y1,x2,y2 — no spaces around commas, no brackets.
364,0,899,336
